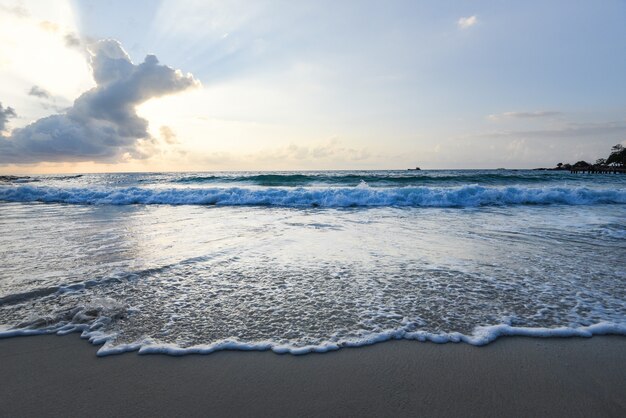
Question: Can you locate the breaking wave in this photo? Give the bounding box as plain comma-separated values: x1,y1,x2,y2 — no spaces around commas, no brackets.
172,172,574,186
1,184,625,207
2,318,624,356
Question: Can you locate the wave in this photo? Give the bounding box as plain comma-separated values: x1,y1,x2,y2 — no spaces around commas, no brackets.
1,318,624,356
0,175,38,183
51,174,84,180
172,172,568,186
0,174,82,183
1,185,625,207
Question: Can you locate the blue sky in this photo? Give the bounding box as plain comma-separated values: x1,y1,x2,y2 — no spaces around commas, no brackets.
1,0,625,172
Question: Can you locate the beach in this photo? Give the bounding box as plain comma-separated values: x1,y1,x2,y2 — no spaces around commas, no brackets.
0,171,624,417
1,334,625,417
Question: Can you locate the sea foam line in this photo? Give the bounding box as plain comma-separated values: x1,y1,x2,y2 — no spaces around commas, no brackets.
1,185,625,207
1,321,624,356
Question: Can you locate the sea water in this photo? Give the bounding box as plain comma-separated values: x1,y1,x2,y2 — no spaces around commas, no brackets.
0,170,624,355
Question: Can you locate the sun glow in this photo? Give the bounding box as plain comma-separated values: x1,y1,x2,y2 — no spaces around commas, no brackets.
0,1,93,127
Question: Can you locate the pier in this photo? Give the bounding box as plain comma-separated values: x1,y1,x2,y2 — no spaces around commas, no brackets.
570,167,626,174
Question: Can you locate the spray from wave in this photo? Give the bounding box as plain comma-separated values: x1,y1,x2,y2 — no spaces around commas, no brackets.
1,184,625,207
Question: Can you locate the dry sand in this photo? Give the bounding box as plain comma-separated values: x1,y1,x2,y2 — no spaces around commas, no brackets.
1,334,625,417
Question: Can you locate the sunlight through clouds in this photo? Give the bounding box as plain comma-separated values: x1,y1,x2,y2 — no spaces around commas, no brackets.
1,1,626,172
0,0,93,126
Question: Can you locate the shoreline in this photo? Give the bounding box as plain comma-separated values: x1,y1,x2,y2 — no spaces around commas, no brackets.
1,334,625,417
3,321,626,356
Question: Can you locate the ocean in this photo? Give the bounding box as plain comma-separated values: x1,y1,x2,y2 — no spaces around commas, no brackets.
0,170,625,355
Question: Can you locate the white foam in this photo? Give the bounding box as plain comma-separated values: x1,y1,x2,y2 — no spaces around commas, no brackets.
2,321,624,356
1,185,625,207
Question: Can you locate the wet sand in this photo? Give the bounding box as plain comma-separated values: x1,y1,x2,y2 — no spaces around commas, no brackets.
1,335,625,417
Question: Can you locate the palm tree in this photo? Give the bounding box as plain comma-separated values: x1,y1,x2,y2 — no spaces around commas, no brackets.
606,144,625,167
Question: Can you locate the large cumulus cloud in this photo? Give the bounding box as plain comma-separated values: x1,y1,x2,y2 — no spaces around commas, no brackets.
0,40,198,163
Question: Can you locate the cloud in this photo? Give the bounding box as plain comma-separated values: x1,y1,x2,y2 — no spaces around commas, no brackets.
0,103,17,133
487,111,563,121
481,121,626,139
166,138,377,170
457,15,478,30
0,39,199,164
28,85,51,99
255,138,372,163
442,120,626,168
159,126,178,144
64,32,82,48
27,85,68,112
0,3,29,18
38,20,60,32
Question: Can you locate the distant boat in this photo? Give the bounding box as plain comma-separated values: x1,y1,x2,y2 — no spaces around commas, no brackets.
407,167,421,171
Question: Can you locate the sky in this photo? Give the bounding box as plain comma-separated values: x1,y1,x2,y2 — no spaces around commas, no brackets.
0,0,625,173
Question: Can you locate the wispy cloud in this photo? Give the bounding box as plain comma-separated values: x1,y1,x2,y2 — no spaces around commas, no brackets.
0,3,29,18
457,15,478,30
255,138,371,164
28,85,51,99
27,85,69,112
487,111,562,121
159,126,179,145
64,32,82,48
153,138,377,171
481,120,626,139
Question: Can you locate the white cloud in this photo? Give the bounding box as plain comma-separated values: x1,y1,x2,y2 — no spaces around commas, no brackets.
0,39,199,163
457,15,478,30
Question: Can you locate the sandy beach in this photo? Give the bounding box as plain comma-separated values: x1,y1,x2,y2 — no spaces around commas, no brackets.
1,335,624,417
